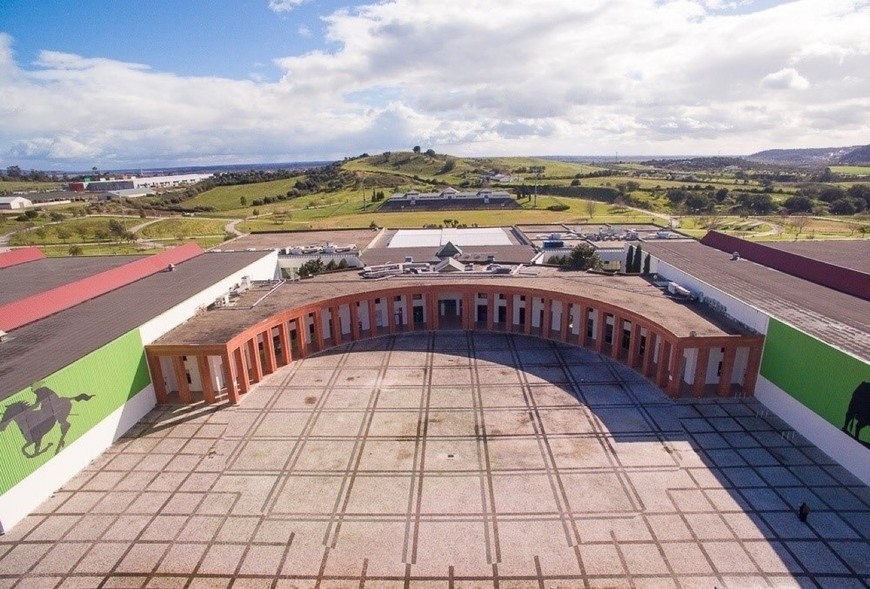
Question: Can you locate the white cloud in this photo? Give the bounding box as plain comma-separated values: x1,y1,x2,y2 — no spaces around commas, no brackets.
297,24,312,37
761,67,811,90
268,0,305,13
1,0,869,169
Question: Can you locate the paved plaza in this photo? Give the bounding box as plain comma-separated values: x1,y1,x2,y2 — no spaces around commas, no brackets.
1,332,869,588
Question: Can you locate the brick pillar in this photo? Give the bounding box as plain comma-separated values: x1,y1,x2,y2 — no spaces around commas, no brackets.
595,309,607,353
278,322,292,365
247,338,263,383
629,321,643,369
331,306,343,344
579,305,590,347
234,346,249,395
386,296,396,335
656,339,671,388
172,355,192,404
642,331,655,377
147,352,168,404
692,346,710,398
350,302,361,340
611,315,623,359
462,291,474,330
223,349,240,404
742,344,763,396
560,301,570,342
524,296,532,335
717,345,737,397
542,297,552,338
486,292,495,331
262,329,277,374
297,315,309,357
198,355,216,404
667,343,683,398
368,298,378,335
429,292,440,331
505,295,514,332
406,294,415,332
312,309,324,350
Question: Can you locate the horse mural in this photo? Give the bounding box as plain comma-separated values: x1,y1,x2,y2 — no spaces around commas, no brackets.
0,386,95,458
842,381,870,445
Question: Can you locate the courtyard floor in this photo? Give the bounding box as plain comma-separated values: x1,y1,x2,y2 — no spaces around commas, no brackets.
1,332,868,588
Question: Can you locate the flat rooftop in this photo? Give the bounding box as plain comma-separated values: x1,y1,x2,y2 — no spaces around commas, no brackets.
0,255,146,306
0,251,269,401
643,240,870,361
217,229,381,252
3,332,868,587
761,240,870,274
154,267,743,347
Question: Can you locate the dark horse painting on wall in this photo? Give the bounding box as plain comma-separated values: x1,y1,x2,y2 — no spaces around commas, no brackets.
843,381,870,448
0,386,94,458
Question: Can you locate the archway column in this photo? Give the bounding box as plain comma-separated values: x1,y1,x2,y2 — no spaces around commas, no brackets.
234,345,249,395
172,355,191,404
629,321,643,368
611,314,623,360
386,297,396,335
486,292,495,330
656,339,671,388
262,329,277,374
278,322,291,365
692,346,711,397
406,294,415,331
331,306,343,344
595,309,607,353
146,352,168,404
717,345,737,397
197,355,216,404
579,304,590,347
222,349,240,404
667,343,684,398
742,344,764,394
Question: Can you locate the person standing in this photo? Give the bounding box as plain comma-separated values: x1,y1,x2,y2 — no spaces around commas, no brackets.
798,502,810,523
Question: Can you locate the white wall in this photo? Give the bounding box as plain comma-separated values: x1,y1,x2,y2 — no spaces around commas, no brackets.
139,251,277,344
756,376,870,486
0,384,155,533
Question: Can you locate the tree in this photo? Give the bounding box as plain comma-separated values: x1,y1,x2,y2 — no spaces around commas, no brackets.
818,186,845,203
829,198,861,215
632,244,643,273
562,243,602,271
585,200,596,219
784,195,814,214
642,254,651,275
424,148,436,157
6,165,22,178
56,226,71,243
412,146,421,154
240,196,247,207
49,211,65,222
625,245,635,273
68,244,84,256
108,219,127,241
298,258,325,278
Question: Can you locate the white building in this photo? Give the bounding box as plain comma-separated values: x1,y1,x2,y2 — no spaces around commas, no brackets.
0,196,33,210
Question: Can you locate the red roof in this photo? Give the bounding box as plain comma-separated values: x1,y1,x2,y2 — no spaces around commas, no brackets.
0,243,203,331
0,247,45,269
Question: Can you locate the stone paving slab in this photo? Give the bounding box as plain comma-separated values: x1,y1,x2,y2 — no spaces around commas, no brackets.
2,332,868,588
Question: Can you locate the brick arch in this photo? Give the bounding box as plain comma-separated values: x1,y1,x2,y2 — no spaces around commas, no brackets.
146,283,764,405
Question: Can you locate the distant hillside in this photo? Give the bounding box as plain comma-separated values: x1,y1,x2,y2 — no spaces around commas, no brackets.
747,145,869,167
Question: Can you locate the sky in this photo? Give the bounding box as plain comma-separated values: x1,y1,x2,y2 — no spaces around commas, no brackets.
0,0,868,170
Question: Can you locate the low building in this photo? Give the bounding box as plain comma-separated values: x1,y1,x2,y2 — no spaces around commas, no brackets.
0,196,32,210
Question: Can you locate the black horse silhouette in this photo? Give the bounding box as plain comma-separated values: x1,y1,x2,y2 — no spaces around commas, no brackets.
0,387,94,458
842,381,869,443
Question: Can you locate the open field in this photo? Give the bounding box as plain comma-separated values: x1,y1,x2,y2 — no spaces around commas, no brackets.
0,180,62,193
7,216,135,246
183,178,304,211
831,166,870,176
137,218,229,239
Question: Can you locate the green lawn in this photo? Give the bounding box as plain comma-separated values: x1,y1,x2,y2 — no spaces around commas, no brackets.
830,166,870,176
0,180,63,193
184,178,304,211
7,216,134,246
138,218,228,238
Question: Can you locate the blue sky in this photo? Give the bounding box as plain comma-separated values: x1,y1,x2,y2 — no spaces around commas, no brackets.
1,0,867,169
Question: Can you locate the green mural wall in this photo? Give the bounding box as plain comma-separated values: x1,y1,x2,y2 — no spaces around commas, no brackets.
0,329,151,494
760,318,870,444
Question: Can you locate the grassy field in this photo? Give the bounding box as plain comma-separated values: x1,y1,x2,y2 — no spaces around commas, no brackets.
7,216,135,246
830,166,870,176
184,178,304,211
237,197,663,232
138,218,228,238
0,180,63,193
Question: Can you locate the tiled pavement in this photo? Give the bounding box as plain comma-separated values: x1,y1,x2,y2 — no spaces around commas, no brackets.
2,332,868,589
